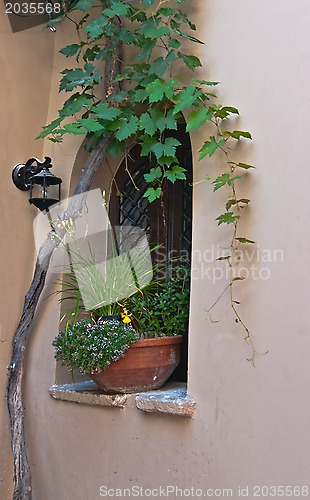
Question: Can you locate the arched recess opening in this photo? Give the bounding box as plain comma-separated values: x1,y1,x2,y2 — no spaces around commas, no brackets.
109,123,193,382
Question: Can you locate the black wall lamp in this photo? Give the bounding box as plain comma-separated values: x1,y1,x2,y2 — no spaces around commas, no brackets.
12,156,62,212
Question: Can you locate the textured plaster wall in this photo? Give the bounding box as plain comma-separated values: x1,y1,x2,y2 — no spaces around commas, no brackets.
2,0,310,499
188,0,310,492
0,5,56,498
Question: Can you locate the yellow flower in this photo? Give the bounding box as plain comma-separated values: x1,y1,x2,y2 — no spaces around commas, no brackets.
121,309,132,324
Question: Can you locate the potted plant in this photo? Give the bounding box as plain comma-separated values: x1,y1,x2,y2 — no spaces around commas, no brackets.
128,262,191,339
52,227,190,393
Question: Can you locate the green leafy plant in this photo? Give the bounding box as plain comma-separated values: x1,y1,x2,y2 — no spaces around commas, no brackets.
52,258,189,375
42,0,258,361
53,239,157,323
128,263,190,337
53,318,137,373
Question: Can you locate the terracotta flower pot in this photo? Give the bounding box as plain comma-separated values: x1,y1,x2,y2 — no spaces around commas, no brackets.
89,335,182,393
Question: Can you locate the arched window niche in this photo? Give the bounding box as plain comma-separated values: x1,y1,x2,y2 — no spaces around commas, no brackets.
54,123,193,386
110,123,193,383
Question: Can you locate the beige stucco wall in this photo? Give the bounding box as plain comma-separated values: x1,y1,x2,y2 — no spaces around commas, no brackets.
2,0,310,499
0,5,57,498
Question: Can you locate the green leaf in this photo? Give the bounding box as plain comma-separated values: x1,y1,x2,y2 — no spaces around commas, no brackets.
166,50,176,63
107,90,129,103
95,46,114,61
164,165,186,183
83,46,102,62
144,166,162,183
118,28,135,44
178,53,202,71
158,7,175,16
223,130,252,140
199,137,225,159
60,65,101,91
144,187,161,202
136,39,157,61
103,2,129,16
214,106,239,119
83,131,103,152
106,138,126,157
101,7,113,17
85,16,108,39
226,199,237,210
193,79,219,86
139,112,157,135
140,18,161,34
78,119,104,132
92,103,122,120
63,123,86,135
143,0,155,5
78,13,90,28
169,38,181,49
59,94,92,118
213,174,230,191
173,29,204,44
222,106,239,114
115,116,139,141
36,117,63,139
236,162,255,170
150,108,177,133
74,0,94,11
165,78,178,99
186,107,212,131
150,57,169,77
173,86,202,114
153,137,181,159
60,68,84,91
144,25,170,39
113,74,125,83
60,44,81,58
132,88,148,104
146,80,166,102
157,156,176,167
235,237,255,244
49,136,63,143
188,20,197,30
226,198,250,210
170,18,181,29
140,135,157,156
216,212,240,225
146,78,177,102
213,174,241,192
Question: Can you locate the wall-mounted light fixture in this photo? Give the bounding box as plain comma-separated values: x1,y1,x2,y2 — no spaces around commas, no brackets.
12,156,62,212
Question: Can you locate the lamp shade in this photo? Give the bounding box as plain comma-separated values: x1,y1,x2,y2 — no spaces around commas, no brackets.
29,166,62,211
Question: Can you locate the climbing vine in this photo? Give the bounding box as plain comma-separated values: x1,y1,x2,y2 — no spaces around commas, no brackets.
41,0,259,361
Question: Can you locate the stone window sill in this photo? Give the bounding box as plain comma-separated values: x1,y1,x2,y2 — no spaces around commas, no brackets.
49,381,196,418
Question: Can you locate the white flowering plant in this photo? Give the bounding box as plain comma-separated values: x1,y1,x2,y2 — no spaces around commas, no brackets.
53,317,138,374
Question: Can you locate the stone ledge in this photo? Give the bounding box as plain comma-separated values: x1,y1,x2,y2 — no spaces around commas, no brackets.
135,384,196,418
49,380,129,407
49,381,196,417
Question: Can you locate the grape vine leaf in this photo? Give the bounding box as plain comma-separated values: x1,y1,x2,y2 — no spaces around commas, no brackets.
199,137,225,159
216,212,240,225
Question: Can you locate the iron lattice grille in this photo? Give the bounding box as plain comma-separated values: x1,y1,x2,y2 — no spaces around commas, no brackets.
117,149,192,261
118,160,151,241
